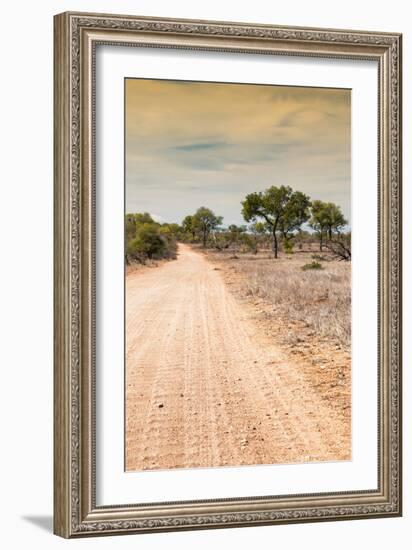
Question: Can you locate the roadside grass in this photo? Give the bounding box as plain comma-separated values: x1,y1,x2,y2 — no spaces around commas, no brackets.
205,247,351,348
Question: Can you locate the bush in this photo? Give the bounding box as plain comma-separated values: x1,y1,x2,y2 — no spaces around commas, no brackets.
283,239,294,254
301,261,323,271
239,233,258,254
125,214,177,264
127,223,166,261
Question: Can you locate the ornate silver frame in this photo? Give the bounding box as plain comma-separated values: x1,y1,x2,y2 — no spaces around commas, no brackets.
53,11,402,538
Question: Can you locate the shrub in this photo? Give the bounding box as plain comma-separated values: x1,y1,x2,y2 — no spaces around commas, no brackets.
127,223,166,261
283,239,294,254
239,233,258,254
301,261,323,271
125,214,177,264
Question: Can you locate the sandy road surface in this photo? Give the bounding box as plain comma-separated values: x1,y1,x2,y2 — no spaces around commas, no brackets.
126,244,350,471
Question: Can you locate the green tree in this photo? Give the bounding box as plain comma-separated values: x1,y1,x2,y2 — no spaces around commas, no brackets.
193,207,223,247
309,201,347,251
250,221,268,236
309,200,329,251
160,223,181,239
241,185,310,259
324,202,347,240
182,215,197,241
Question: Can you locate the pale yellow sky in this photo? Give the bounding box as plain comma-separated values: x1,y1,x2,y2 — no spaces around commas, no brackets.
126,78,351,226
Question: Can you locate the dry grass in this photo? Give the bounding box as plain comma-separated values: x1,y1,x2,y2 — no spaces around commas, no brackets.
206,249,351,348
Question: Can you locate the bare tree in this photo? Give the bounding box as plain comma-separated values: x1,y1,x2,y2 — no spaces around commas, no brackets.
324,234,351,261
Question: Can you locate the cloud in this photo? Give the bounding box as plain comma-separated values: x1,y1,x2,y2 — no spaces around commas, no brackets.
172,141,225,152
125,79,351,225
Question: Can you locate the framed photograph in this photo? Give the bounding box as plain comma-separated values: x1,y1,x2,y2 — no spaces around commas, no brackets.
54,12,402,537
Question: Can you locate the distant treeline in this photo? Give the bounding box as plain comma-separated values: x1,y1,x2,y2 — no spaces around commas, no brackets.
125,185,351,264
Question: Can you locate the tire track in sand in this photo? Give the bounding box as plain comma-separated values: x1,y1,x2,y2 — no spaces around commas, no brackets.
125,243,350,471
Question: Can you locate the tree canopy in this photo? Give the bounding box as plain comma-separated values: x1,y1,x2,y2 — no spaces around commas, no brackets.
241,185,311,258
182,215,197,241
193,207,223,247
309,200,347,251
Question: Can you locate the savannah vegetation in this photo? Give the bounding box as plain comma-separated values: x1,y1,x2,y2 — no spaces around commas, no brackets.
125,185,351,347
126,185,350,263
125,212,179,264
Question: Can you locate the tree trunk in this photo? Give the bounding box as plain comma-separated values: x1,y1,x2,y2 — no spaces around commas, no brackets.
320,232,323,252
202,230,207,247
272,228,278,259
328,228,332,240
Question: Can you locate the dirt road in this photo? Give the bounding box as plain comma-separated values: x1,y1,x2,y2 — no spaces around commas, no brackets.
126,243,350,471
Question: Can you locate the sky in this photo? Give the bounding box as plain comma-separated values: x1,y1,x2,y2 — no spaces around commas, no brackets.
125,78,351,227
